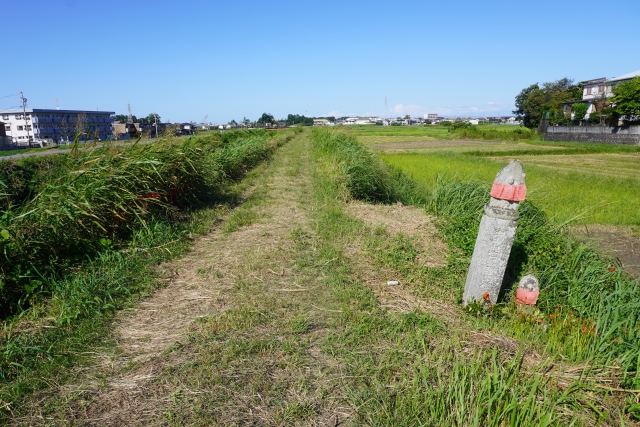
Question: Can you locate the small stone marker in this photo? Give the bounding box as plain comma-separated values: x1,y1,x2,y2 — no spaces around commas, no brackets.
515,275,539,305
462,160,526,306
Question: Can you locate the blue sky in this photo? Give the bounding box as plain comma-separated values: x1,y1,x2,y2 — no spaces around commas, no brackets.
2,0,639,123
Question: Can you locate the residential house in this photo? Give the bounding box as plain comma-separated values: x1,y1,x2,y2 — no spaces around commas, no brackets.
564,69,640,118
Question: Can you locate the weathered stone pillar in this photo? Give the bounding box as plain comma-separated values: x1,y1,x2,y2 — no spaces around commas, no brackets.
462,160,526,306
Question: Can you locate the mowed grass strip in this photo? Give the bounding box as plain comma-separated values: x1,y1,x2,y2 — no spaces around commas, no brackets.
380,151,640,226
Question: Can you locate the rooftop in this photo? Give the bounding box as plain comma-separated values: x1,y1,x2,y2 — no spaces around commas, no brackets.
578,77,606,86
607,69,640,83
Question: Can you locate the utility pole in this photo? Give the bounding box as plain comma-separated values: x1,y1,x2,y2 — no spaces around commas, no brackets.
154,112,158,138
19,92,32,147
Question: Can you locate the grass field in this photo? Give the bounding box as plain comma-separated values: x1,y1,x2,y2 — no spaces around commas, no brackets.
338,126,640,225
340,124,538,144
381,151,640,225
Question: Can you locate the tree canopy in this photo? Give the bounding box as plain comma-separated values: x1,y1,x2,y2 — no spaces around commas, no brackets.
113,113,160,124
257,113,275,125
513,78,581,128
113,114,135,123
139,113,161,124
611,77,640,119
285,114,313,126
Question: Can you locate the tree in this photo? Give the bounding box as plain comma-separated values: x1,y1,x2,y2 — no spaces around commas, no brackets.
610,77,640,119
285,114,313,126
59,116,71,143
113,114,138,123
140,113,160,124
257,113,275,125
403,114,411,119
513,78,580,128
571,103,588,124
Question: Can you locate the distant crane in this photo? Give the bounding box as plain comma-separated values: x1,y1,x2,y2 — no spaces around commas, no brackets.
127,103,133,124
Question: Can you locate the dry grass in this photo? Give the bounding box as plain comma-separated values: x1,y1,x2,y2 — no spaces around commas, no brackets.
341,201,464,327
345,201,448,268
572,224,640,278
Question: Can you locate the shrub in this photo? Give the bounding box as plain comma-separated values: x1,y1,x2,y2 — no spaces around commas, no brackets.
571,103,588,121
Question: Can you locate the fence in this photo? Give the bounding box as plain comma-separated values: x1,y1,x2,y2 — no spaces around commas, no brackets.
544,124,640,145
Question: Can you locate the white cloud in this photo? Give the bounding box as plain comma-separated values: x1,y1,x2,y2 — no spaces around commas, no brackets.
390,103,423,117
327,110,342,117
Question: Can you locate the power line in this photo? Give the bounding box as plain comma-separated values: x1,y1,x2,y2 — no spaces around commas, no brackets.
0,92,19,100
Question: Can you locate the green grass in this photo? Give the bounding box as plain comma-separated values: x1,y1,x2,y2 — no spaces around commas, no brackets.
0,129,293,317
380,151,640,226
308,130,612,425
308,129,640,423
342,124,542,143
0,146,57,157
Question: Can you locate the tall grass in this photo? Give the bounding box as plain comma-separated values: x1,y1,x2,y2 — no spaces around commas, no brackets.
314,129,640,386
348,346,579,426
311,128,425,205
427,175,640,365
0,129,291,318
0,129,294,403
451,124,541,142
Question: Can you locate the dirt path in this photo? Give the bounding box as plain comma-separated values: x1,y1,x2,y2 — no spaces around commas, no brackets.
14,131,357,426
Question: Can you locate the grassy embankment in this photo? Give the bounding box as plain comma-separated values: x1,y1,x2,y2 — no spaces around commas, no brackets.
0,129,296,408
310,128,640,424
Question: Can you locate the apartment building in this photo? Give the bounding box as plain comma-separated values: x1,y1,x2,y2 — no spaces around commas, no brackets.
1,109,114,146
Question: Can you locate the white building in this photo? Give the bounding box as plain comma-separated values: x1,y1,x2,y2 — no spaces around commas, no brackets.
1,108,114,146
565,69,640,118
424,113,438,121
342,117,378,125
